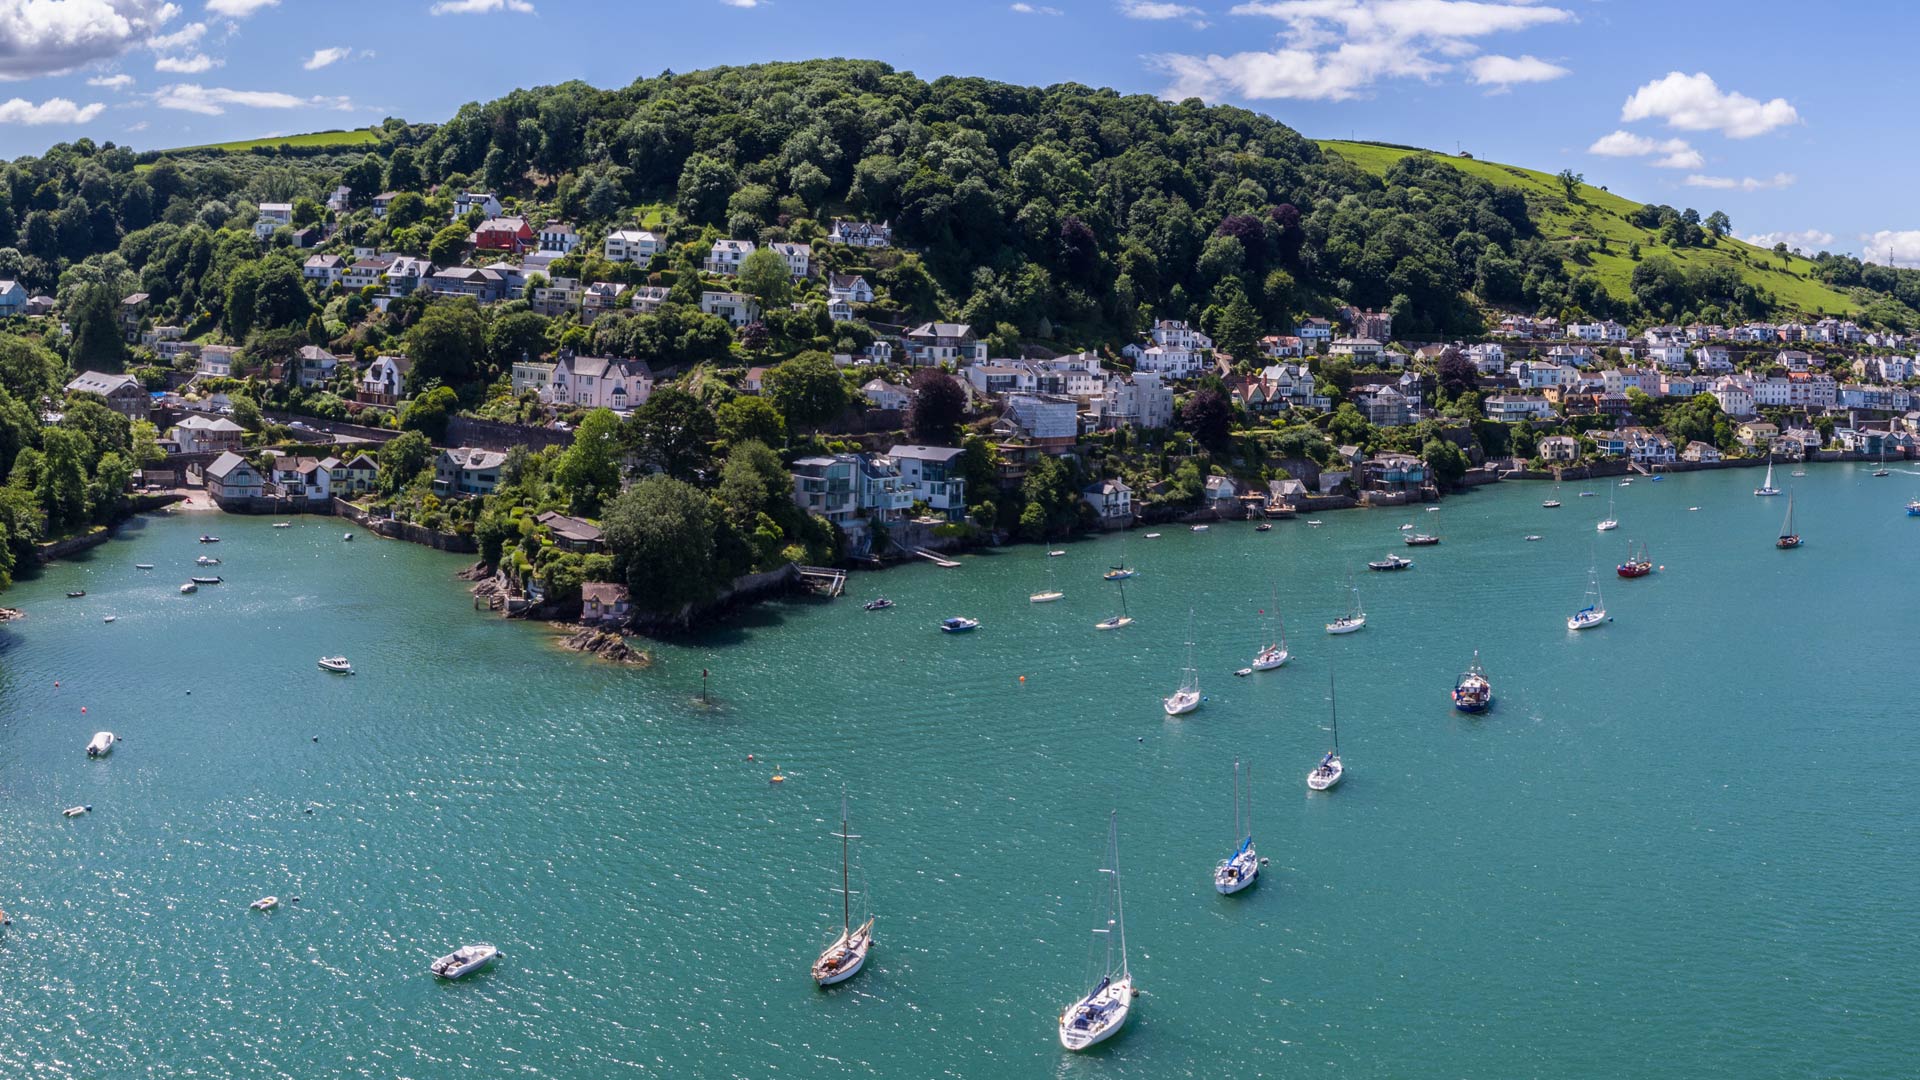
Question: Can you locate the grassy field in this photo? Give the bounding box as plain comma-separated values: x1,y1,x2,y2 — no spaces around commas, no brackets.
159,129,380,154
1316,140,1858,317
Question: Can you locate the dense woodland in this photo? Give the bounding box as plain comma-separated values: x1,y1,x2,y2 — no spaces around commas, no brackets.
0,59,1913,607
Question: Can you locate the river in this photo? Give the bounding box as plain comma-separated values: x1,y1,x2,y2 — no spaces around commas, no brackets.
2,465,1917,1078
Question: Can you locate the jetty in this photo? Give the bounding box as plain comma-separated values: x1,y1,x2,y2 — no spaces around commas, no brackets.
909,547,960,568
797,565,847,597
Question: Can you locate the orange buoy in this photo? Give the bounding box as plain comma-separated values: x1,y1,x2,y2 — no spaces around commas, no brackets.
1018,675,1025,683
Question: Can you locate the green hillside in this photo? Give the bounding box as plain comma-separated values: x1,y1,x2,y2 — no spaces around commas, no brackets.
160,128,379,154
1316,139,1859,318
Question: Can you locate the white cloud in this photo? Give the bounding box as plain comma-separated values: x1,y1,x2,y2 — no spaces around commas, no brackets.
88,72,135,88
1154,0,1573,102
152,82,351,114
147,19,204,49
1684,172,1794,192
1468,54,1567,88
1742,229,1834,252
125,118,147,131
0,0,180,80
155,51,215,72
1120,1,1207,26
429,0,533,12
304,46,350,69
1860,230,1920,265
206,0,278,14
1621,72,1798,139
0,96,106,124
1586,129,1702,169
1011,2,1063,11
717,0,758,6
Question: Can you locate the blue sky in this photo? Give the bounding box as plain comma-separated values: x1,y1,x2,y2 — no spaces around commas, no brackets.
0,0,1911,262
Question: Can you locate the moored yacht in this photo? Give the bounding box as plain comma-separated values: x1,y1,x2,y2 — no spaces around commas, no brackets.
1755,455,1781,496
1307,676,1344,791
1567,564,1609,631
1163,611,1203,716
939,616,980,633
1249,590,1287,669
1058,811,1134,1052
812,790,874,987
1368,553,1413,571
1213,761,1260,895
1451,652,1493,713
1326,578,1366,634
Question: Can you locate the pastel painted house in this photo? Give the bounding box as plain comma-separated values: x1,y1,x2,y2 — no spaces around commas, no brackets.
204,451,264,504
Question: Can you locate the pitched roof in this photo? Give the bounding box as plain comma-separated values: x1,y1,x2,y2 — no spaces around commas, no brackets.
536,511,603,544
205,451,253,480
582,582,629,605
67,370,140,396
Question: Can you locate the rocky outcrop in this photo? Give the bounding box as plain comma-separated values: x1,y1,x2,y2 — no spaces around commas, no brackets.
558,625,650,665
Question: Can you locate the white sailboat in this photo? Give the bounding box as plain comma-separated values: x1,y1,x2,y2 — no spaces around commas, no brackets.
1030,556,1064,604
1566,561,1609,631
1058,811,1134,1052
1595,485,1619,532
1250,590,1288,669
1755,454,1781,496
1326,576,1366,634
811,790,874,987
1163,610,1202,715
1213,761,1260,895
1307,676,1344,791
1101,537,1135,581
1094,576,1134,631
1543,481,1562,508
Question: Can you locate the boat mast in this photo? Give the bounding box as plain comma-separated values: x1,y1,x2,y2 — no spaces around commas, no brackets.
1330,674,1340,752
839,790,851,935
1109,810,1128,979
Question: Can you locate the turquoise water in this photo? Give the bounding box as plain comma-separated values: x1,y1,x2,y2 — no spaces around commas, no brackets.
3,466,1918,1078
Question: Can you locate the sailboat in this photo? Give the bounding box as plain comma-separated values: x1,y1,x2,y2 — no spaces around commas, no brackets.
1094,576,1134,631
1874,446,1891,477
1595,485,1619,532
1325,576,1366,634
1776,489,1802,549
1213,762,1260,895
1249,590,1288,669
1543,481,1562,508
811,790,874,987
1405,507,1440,545
1101,537,1135,581
1307,676,1344,791
1567,561,1609,630
1451,651,1493,713
1030,556,1064,603
1163,610,1203,716
1755,454,1781,496
1058,811,1135,1052
1616,540,1653,578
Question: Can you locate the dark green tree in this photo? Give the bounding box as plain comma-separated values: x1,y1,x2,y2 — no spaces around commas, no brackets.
603,474,721,615
765,351,848,433
627,386,716,481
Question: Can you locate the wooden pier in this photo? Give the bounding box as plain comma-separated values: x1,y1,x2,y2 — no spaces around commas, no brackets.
797,565,847,597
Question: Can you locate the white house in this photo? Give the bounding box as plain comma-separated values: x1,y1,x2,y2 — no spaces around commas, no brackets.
357,354,410,406
706,239,755,275
1466,342,1506,373
604,229,662,264
828,274,874,304
828,219,891,247
536,221,580,254
886,444,968,518
1711,376,1756,418
452,191,502,220
767,242,812,278
434,447,507,496
700,291,761,327
1097,372,1173,431
204,451,264,503
546,353,654,412
1082,478,1134,523
903,322,986,366
1330,337,1385,364
861,378,908,411
168,414,244,454
1538,435,1578,462
1483,394,1554,422
253,202,293,239
302,253,345,286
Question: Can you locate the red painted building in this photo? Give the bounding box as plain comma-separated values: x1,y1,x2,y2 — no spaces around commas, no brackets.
471,216,533,253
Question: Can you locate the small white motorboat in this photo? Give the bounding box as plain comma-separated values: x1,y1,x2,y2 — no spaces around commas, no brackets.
102,615,117,623
1143,532,1162,539
86,731,114,758
1030,589,1064,603
1399,523,1413,530
1524,535,1542,542
250,896,280,912
273,522,291,529
134,563,154,570
939,617,980,634
318,656,354,674
1048,550,1066,557
196,556,219,566
1307,519,1323,526
63,804,92,818
431,943,500,979
198,535,220,543
343,533,354,542
1190,524,1209,533
179,583,197,594
1689,506,1700,512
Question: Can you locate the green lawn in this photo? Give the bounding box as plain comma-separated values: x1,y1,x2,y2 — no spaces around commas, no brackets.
158,129,380,154
1316,139,1858,317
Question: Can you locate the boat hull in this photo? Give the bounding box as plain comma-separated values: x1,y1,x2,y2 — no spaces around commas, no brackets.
1616,564,1651,578
1452,695,1492,714
1567,612,1608,631
1059,977,1133,1051
1214,851,1259,894
431,945,499,979
1777,536,1801,549
812,920,873,986
1094,617,1133,631
1029,592,1064,603
1307,762,1344,791
1163,691,1201,716
1326,618,1366,635
1250,650,1288,670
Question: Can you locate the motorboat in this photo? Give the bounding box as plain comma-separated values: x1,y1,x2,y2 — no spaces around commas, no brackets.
1307,519,1323,526
198,535,220,543
430,943,500,979
63,804,91,818
1143,532,1161,539
86,731,114,757
1578,491,1596,497
318,656,354,674
1399,523,1413,530
273,522,291,528
343,533,354,542
196,556,220,566
1254,522,1271,532
191,576,222,585
1190,524,1209,533
1403,533,1440,546
811,790,874,987
1368,554,1413,571
134,563,154,570
1524,534,1543,541
1907,500,1920,517
863,598,894,611
102,615,116,623
1451,652,1493,713
179,583,197,594
1426,506,1440,512
66,590,85,598
1101,566,1136,581
1048,550,1066,557
939,617,980,633
1542,499,1561,508
1214,762,1260,895
250,896,280,912
1058,812,1134,1052
1650,475,1665,483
